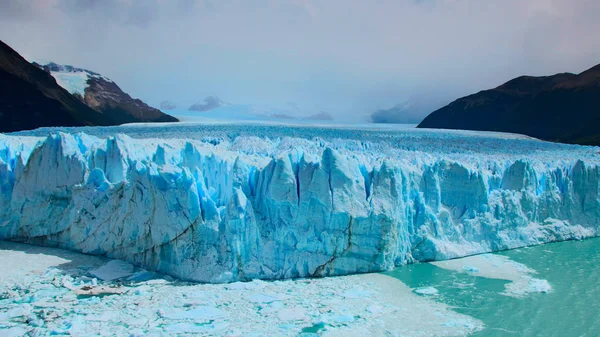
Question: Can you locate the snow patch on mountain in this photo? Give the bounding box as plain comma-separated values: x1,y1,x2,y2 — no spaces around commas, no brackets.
31,61,113,97
50,71,89,96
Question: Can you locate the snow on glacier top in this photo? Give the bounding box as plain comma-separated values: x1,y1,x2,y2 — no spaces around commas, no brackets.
5,121,600,178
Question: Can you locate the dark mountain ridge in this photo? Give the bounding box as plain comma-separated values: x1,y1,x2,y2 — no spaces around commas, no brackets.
418,63,600,145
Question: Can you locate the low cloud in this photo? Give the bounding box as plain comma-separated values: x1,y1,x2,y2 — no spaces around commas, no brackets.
1,0,599,121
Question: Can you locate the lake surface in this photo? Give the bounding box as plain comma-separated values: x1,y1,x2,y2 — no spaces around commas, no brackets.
387,237,600,337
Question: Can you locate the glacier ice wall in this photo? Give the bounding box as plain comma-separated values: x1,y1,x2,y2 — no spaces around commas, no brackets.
0,130,599,283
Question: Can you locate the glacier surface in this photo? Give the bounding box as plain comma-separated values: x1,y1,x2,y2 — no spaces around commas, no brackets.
1,124,599,282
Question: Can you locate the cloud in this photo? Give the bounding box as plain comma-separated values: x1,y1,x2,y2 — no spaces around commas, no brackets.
1,0,599,122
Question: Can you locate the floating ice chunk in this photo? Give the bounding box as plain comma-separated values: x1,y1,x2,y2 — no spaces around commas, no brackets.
0,326,30,337
28,286,68,303
259,300,285,315
0,304,32,322
340,288,372,299
73,285,127,297
163,322,229,334
160,306,225,320
225,280,267,291
366,305,383,314
278,323,297,330
248,293,289,303
322,314,356,325
276,307,307,322
442,318,477,329
89,260,135,281
86,312,116,322
127,270,159,282
528,278,551,293
505,277,552,297
414,287,439,295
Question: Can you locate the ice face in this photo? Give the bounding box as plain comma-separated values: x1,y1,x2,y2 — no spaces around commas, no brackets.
0,126,599,283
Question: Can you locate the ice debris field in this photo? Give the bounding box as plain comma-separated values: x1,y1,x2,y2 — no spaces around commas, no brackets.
0,241,482,337
1,123,599,283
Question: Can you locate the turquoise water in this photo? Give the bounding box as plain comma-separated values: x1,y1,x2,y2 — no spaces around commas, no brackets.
387,238,600,337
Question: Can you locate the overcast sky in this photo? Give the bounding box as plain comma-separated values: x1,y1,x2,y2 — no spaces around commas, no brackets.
1,0,599,121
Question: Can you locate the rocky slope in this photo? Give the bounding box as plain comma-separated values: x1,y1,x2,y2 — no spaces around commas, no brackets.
36,62,178,124
418,63,600,145
0,39,112,132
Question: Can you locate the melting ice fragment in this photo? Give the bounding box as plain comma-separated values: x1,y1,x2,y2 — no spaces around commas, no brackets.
414,287,439,295
160,306,225,320
89,260,135,281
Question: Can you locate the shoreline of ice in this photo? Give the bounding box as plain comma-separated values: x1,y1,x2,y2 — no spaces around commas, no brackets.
0,241,482,336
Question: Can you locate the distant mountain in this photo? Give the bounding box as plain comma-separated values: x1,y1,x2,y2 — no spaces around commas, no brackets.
35,62,178,124
371,101,424,124
0,39,113,132
418,63,600,146
303,111,333,121
189,96,227,112
160,100,177,110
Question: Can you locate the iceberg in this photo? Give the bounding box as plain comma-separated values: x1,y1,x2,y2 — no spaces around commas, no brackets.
0,125,599,283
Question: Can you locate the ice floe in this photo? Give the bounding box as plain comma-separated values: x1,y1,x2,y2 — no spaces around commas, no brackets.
414,287,439,295
89,260,135,281
0,241,482,336
431,253,552,297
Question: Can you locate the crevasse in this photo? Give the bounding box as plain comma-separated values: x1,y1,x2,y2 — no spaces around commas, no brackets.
0,131,598,283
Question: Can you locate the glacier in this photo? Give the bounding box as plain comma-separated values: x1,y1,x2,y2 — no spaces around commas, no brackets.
1,123,599,283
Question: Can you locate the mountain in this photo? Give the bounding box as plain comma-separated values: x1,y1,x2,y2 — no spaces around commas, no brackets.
371,101,423,124
418,63,600,145
35,62,178,124
303,111,333,121
160,100,177,110
0,39,112,132
189,96,227,112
